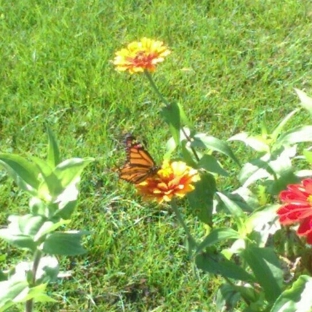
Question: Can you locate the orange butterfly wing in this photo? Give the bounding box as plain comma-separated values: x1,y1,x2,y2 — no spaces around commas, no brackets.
119,134,159,184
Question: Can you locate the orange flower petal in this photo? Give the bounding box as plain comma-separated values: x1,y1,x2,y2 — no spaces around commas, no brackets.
113,38,170,74
135,160,200,204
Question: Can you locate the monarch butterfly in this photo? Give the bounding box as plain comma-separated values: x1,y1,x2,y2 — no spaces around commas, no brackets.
118,134,160,184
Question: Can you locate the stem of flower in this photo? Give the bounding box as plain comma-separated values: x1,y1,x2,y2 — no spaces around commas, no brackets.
144,70,200,162
144,70,170,107
180,128,200,162
170,199,198,253
25,250,42,312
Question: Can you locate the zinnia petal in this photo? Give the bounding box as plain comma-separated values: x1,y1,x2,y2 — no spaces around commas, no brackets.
297,217,312,237
135,160,200,203
277,178,312,245
113,38,170,74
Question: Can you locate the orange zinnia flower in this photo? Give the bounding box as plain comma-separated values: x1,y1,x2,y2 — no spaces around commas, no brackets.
135,160,200,204
113,38,171,74
277,178,312,244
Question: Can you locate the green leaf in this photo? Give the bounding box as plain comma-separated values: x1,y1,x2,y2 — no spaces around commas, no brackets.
198,154,228,176
215,284,241,312
196,252,255,282
30,256,59,284
27,284,56,303
0,153,39,195
245,204,280,246
271,109,299,142
161,102,182,145
32,156,54,179
242,247,283,303
165,136,178,158
230,187,259,212
0,280,29,311
31,157,64,199
43,231,88,255
38,173,63,200
187,173,216,226
217,192,246,231
0,214,47,251
271,275,312,312
229,132,270,153
181,143,198,167
0,215,67,250
54,157,94,189
295,88,312,116
267,170,299,196
54,199,77,219
34,157,93,200
216,284,263,312
238,157,272,187
303,150,312,164
0,231,36,251
192,133,241,166
277,125,312,146
46,126,61,167
196,228,241,254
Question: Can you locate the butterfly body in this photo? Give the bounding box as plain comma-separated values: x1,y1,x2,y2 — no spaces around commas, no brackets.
119,134,160,184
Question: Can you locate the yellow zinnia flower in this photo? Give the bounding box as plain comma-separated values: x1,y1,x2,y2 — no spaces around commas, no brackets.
113,38,171,74
135,160,200,203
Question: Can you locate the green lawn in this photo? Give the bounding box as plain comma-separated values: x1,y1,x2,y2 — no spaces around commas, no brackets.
1,0,312,311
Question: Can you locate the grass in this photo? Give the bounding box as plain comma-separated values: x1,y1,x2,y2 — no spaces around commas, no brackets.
1,0,312,311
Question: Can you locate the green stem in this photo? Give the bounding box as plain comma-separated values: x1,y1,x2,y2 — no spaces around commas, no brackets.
171,199,198,251
25,250,42,312
144,70,170,107
144,70,200,162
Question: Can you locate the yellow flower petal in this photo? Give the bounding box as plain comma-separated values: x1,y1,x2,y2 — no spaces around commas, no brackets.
135,160,200,204
113,38,170,74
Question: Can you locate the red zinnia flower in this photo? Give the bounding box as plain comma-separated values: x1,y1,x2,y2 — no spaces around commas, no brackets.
277,178,312,244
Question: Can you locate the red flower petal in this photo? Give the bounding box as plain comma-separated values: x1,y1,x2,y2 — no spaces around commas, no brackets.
303,179,312,193
306,232,312,245
297,217,312,236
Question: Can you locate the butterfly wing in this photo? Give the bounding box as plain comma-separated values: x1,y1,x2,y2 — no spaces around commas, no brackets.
119,134,159,184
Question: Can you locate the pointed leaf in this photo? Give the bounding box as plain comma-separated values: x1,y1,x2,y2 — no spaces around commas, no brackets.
43,231,88,255
229,132,269,153
230,187,259,212
0,280,29,311
277,126,312,146
0,154,39,194
0,231,36,251
196,252,255,282
217,192,246,231
54,157,94,189
0,215,46,250
295,89,312,115
46,126,60,167
196,228,241,254
192,133,241,166
187,173,216,226
198,154,228,176
27,284,56,303
271,275,312,312
271,109,299,141
238,157,272,187
181,143,198,167
31,256,59,284
161,102,182,145
242,247,283,302
303,150,312,164
216,284,262,312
